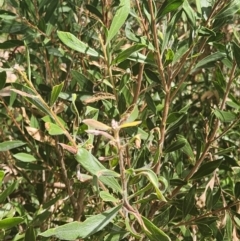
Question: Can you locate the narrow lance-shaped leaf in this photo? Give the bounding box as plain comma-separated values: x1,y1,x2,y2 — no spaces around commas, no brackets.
75,148,122,193
0,140,26,151
213,109,236,122
39,205,122,240
13,153,36,162
182,0,196,28
82,119,111,130
0,71,6,90
183,185,196,217
142,216,171,241
0,217,24,229
45,122,65,136
135,168,167,202
107,0,131,44
191,52,226,73
157,0,184,20
50,82,64,106
57,31,102,58
164,138,186,153
232,41,240,68
191,159,223,180
112,44,145,65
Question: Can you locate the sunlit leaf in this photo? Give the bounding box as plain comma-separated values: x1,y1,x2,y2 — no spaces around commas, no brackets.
142,216,171,241
13,152,36,162
0,140,26,151
57,31,102,57
40,205,122,240
192,52,226,72
134,168,167,202
75,148,121,193
100,191,119,202
112,44,145,65
82,119,111,130
45,122,65,136
213,109,236,122
157,0,184,19
119,121,141,129
0,217,24,229
107,0,130,44
50,82,64,106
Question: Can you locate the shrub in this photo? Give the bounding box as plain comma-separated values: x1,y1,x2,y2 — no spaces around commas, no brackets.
0,0,240,240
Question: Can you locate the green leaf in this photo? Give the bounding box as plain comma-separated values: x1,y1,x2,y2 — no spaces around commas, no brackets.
226,213,233,240
192,52,226,72
183,185,196,217
213,109,236,122
145,93,157,114
85,4,102,20
197,223,213,237
50,82,64,106
0,217,24,229
12,83,52,117
164,49,174,65
0,40,23,49
164,138,186,153
25,227,35,241
128,52,155,65
232,41,240,68
0,71,6,90
57,31,101,57
112,44,145,65
142,216,171,241
214,0,240,20
0,140,26,151
206,187,213,210
144,69,160,83
134,168,167,202
234,182,240,199
75,148,121,193
162,11,182,52
176,135,195,162
0,181,18,203
13,152,36,162
182,0,196,28
191,159,223,180
157,0,184,19
97,169,120,178
0,170,4,187
100,191,119,202
107,0,130,44
40,205,122,240
45,122,65,136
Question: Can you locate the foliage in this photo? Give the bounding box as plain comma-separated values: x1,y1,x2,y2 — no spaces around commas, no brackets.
0,0,240,240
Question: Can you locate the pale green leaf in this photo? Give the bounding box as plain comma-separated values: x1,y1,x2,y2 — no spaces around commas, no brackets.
100,191,119,202
0,140,26,151
13,152,36,162
50,82,64,106
107,0,131,44
135,168,167,202
75,148,121,193
0,217,24,229
40,205,122,240
57,31,102,57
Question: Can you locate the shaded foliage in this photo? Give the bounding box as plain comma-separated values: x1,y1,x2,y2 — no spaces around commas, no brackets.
0,0,240,240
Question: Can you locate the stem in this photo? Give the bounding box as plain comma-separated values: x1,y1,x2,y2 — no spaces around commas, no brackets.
98,34,118,102
148,0,166,89
56,146,80,220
